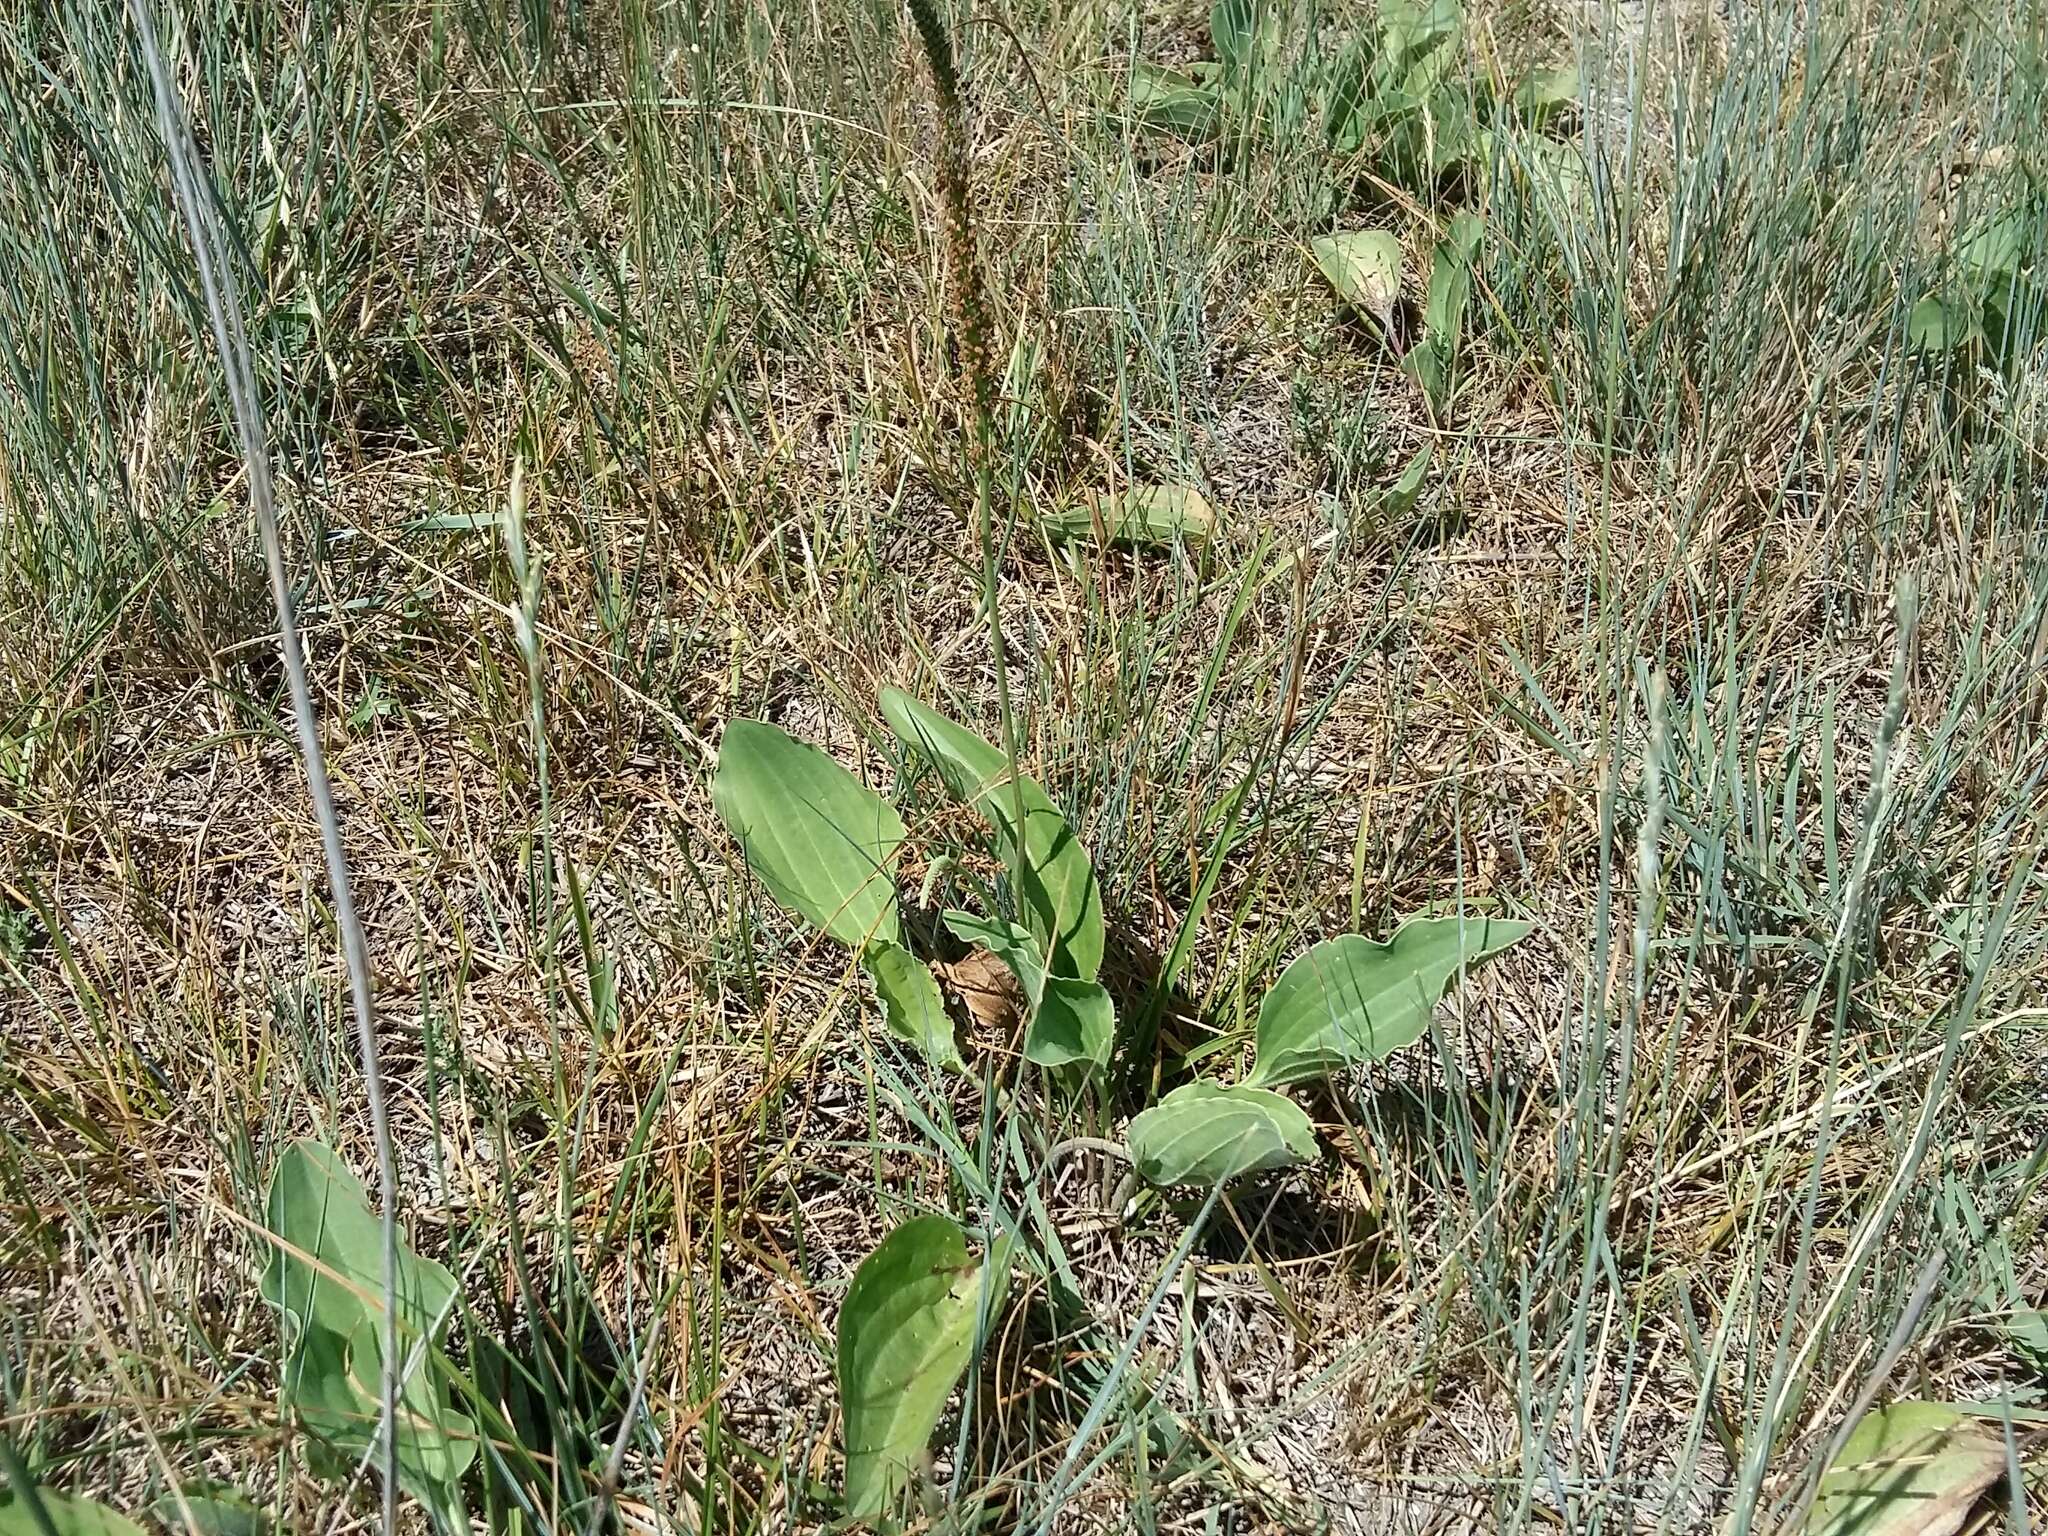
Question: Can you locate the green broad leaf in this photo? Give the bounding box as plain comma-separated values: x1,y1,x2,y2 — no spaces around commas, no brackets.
1498,136,1594,214
336,1315,476,1489
1906,294,1978,354
2007,1305,2048,1373
1807,1401,2003,1536
148,1489,270,1536
1324,41,1384,155
260,1138,477,1499
264,1138,457,1354
1128,64,1221,139
1509,63,1580,126
1398,33,1465,108
1210,0,1275,74
838,1217,1013,1521
286,1320,383,1472
1029,976,1116,1072
1040,484,1216,548
1125,1081,1317,1188
1402,211,1484,411
879,690,1105,982
1381,443,1433,517
1311,229,1403,335
864,940,966,1072
0,1492,146,1536
941,912,1112,1074
1379,0,1462,72
1958,207,2030,283
1403,338,1451,412
1246,914,1532,1087
713,719,906,949
1421,96,1488,175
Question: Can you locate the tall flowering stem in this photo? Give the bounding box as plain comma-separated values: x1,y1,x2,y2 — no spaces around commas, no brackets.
903,0,1035,979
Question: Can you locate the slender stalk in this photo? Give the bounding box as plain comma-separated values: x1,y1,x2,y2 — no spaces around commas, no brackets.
904,0,1034,916
124,3,400,1525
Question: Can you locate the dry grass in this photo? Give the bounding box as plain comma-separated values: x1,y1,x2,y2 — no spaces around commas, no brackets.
4,0,2048,1530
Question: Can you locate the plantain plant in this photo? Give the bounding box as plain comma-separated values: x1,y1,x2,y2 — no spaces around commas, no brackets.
260,1140,477,1513
710,3,1541,1521
713,6,1540,1516
712,698,1112,1082
713,699,1533,1518
1125,0,1584,426
1122,0,1579,191
1906,204,2042,364
1314,209,1485,415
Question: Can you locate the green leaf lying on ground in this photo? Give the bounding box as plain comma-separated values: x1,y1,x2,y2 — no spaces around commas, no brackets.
1126,1081,1317,1187
1907,294,1979,353
1247,914,1531,1087
838,1216,1012,1521
1039,484,1216,548
0,1492,145,1536
1906,206,2038,358
261,1138,476,1501
1379,0,1463,72
866,939,967,1072
713,719,907,949
1127,62,1221,138
1807,1401,2004,1536
1509,63,1580,125
1312,229,1404,335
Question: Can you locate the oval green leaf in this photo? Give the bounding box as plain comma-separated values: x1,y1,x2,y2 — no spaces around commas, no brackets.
264,1139,456,1343
1028,976,1115,1073
1247,914,1532,1088
1906,294,1977,355
1495,136,1594,215
1128,63,1221,139
879,690,1104,982
1210,0,1255,68
1379,0,1463,71
261,1138,476,1498
1381,443,1433,517
713,719,905,949
1127,1081,1317,1188
0,1492,145,1536
147,1489,269,1536
1509,63,1580,126
1958,208,2028,283
1311,229,1403,333
1040,484,1216,549
1809,1401,2003,1536
839,1216,1012,1521
941,911,1112,1075
865,940,966,1073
